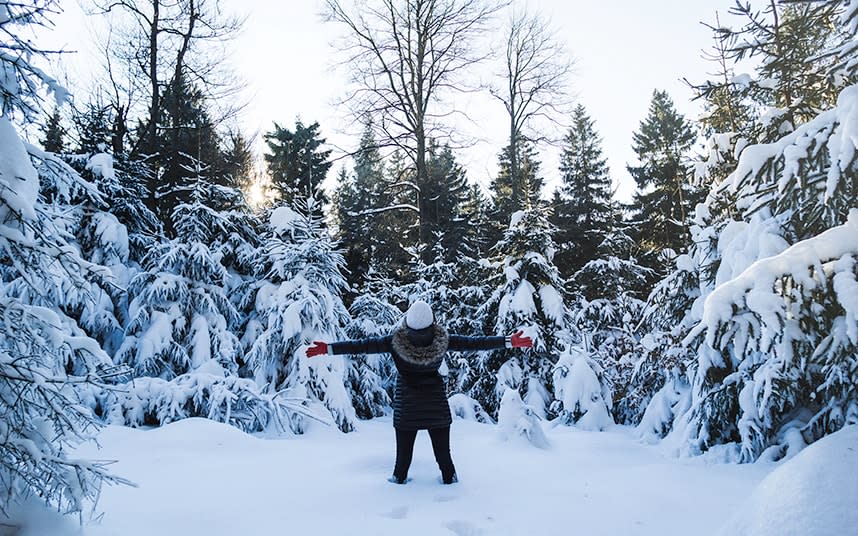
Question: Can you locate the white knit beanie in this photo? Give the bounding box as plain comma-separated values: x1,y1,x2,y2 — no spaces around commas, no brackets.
405,300,434,330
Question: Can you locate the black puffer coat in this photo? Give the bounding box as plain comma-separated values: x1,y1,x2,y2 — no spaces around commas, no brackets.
330,324,507,430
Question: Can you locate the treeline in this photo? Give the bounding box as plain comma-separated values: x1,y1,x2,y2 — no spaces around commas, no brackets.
1,0,858,519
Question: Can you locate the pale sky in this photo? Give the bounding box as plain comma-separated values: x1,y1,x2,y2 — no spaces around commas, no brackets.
46,0,722,203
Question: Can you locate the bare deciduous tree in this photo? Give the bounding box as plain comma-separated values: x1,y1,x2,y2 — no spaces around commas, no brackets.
325,0,508,259
491,7,572,207
90,0,243,155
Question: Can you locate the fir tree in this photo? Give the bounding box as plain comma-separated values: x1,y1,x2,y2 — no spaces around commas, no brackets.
552,104,616,279
264,120,332,219
333,122,383,299
489,141,544,246
41,107,65,152
423,143,477,263
640,1,858,460
627,90,698,267
0,1,130,514
473,208,570,418
244,201,356,433
155,75,225,235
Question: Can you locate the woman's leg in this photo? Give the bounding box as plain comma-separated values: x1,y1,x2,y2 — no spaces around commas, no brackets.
392,428,418,482
428,426,457,483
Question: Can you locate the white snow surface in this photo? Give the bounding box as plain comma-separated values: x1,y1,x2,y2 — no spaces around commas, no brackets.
10,417,784,536
717,425,858,536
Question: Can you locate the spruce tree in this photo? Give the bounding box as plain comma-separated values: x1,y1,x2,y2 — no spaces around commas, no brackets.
639,0,858,460
155,75,225,235
41,107,65,152
0,1,130,514
423,143,477,263
552,104,616,279
627,90,698,266
244,201,356,433
489,141,544,247
473,208,570,418
333,122,383,298
264,120,332,220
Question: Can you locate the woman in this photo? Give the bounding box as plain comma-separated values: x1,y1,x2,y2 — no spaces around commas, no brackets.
306,300,532,485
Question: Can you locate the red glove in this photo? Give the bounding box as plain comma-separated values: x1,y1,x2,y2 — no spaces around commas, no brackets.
510,331,532,348
306,341,329,358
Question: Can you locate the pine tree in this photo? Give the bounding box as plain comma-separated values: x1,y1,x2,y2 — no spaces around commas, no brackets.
0,1,130,514
489,141,544,247
264,120,332,219
244,201,356,433
333,123,383,298
627,90,698,266
424,143,477,263
41,107,65,152
552,104,616,279
639,0,858,460
367,150,420,281
460,182,494,261
155,75,225,235
473,208,570,418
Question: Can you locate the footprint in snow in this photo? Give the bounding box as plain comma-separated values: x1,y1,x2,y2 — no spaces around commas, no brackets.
384,506,408,519
433,494,456,503
445,520,483,536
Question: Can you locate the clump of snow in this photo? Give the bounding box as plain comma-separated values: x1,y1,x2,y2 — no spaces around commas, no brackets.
509,210,525,228
86,153,116,182
269,206,302,236
497,388,550,448
92,211,130,265
688,208,858,347
717,425,858,536
538,284,565,326
637,378,690,442
448,393,493,424
551,349,613,431
0,118,39,220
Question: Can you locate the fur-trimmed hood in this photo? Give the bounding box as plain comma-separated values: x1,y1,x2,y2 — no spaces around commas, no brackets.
391,324,449,366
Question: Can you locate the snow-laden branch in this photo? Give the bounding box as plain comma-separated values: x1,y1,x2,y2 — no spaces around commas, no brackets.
686,208,858,347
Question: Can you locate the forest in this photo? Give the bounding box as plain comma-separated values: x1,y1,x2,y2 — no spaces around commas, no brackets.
1,0,857,519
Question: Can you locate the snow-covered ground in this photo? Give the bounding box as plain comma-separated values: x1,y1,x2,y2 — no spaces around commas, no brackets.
10,420,857,536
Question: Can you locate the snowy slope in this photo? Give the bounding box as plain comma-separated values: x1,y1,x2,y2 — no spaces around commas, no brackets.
717,425,858,536
7,418,779,536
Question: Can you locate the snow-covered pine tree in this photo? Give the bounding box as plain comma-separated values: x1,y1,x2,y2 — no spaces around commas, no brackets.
648,0,858,461
333,121,381,300
423,143,480,263
341,293,400,419
41,106,65,152
155,74,226,236
475,208,571,419
244,200,357,433
0,0,130,515
570,230,655,425
109,170,280,432
551,104,616,280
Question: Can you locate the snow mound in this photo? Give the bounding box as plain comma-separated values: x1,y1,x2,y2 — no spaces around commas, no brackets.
717,425,858,536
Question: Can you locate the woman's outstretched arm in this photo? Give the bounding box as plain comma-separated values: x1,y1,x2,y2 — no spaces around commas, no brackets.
448,330,532,352
305,336,393,358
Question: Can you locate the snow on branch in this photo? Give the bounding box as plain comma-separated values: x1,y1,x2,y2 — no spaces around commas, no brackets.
686,208,858,348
